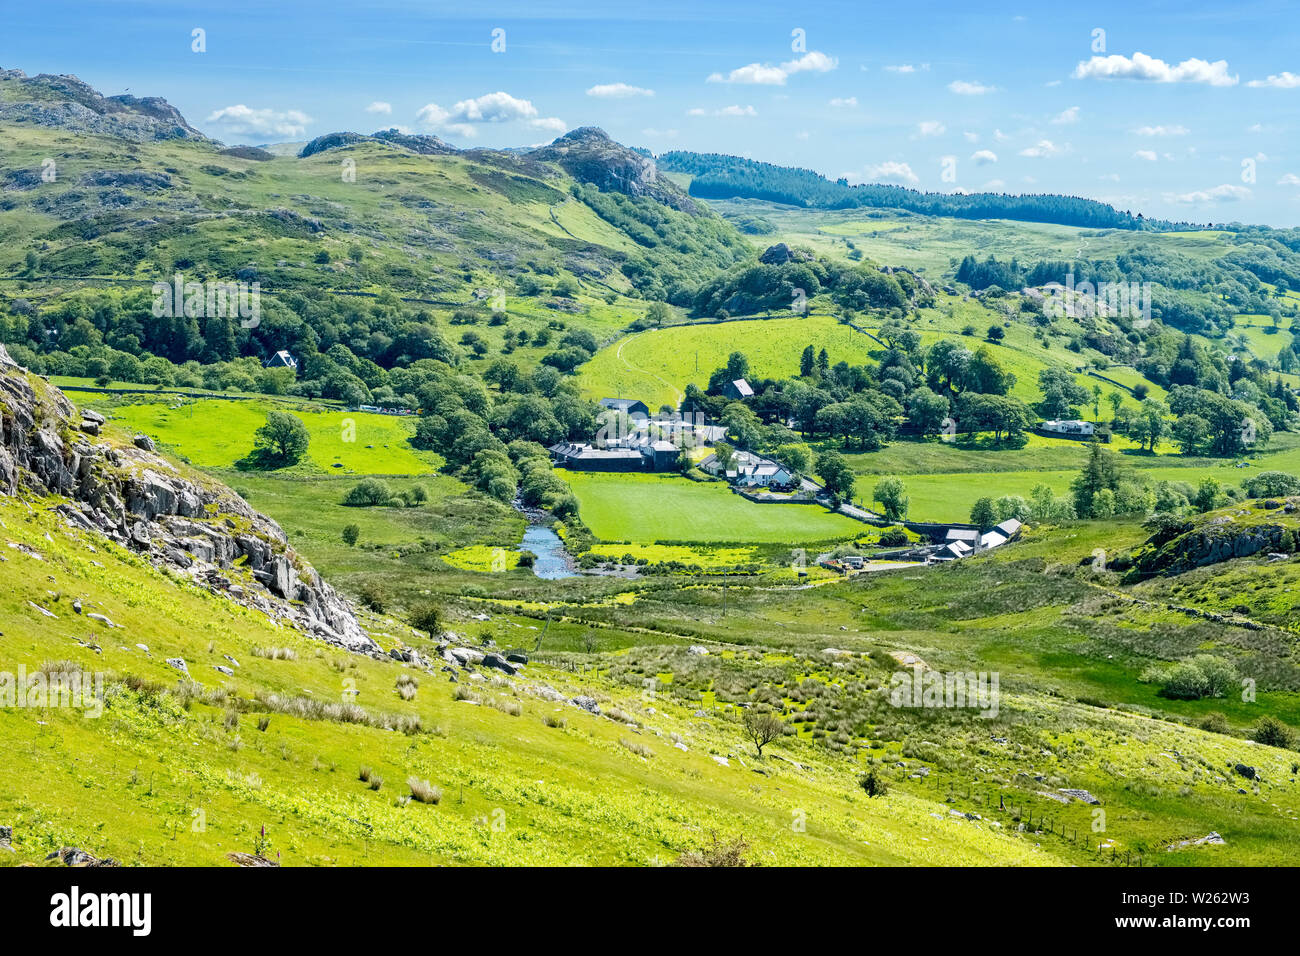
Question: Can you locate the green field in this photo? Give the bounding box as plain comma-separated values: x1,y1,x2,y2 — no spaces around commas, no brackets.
106,398,439,475
856,435,1300,522
577,314,878,410
562,471,864,544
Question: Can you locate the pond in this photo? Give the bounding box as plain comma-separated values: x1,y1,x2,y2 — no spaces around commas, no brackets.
521,524,578,579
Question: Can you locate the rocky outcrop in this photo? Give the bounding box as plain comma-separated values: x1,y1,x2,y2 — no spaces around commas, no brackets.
0,345,375,653
1127,507,1299,579
298,129,456,159
758,242,814,266
0,69,207,142
529,127,697,213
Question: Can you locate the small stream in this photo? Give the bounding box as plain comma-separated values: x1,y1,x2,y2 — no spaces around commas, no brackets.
520,524,578,579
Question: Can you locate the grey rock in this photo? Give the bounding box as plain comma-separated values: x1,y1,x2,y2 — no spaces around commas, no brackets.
165,657,189,675
1058,788,1100,805
481,653,517,675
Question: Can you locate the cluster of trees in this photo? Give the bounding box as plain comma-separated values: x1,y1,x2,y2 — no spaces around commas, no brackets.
658,151,1194,230
406,356,592,515
689,254,920,318
1115,386,1279,457
685,328,1035,461
959,244,1300,339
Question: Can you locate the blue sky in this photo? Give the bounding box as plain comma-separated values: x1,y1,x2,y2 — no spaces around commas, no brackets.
5,0,1300,225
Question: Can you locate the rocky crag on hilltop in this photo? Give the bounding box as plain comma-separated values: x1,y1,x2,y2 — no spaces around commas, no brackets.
0,345,374,653
529,127,698,213
0,68,207,142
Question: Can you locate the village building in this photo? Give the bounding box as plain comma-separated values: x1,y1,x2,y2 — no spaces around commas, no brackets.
263,350,297,371
549,437,680,472
722,378,753,401
944,528,981,548
698,449,797,490
598,398,650,420
1040,419,1094,437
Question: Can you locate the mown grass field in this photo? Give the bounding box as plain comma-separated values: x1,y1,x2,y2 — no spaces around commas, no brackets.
577,314,879,410
104,397,438,475
561,471,864,544
844,433,1300,522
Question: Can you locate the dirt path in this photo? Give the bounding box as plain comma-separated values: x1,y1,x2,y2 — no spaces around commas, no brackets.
614,332,684,407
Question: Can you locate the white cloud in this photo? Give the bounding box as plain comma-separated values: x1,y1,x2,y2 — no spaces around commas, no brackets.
205,105,312,138
884,63,929,73
949,80,997,95
863,161,918,184
690,105,758,117
1100,173,1121,182
1248,71,1300,88
1135,124,1189,136
416,92,562,139
917,120,945,137
365,101,392,115
981,179,1006,189
963,131,979,143
1019,139,1063,158
1134,149,1158,161
587,83,654,98
994,129,1009,142
1051,106,1081,124
829,96,858,108
1073,52,1238,87
1278,173,1300,185
1167,183,1252,203
529,117,568,133
708,51,837,85
971,149,998,165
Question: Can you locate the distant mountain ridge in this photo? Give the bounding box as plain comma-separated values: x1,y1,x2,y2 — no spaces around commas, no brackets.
657,150,1214,232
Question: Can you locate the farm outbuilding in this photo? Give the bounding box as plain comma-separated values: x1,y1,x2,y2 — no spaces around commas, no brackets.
599,398,650,420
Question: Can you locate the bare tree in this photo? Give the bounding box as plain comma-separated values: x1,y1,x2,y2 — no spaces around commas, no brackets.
742,709,784,757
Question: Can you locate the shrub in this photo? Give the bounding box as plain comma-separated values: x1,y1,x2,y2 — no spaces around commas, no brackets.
1251,715,1296,749
1197,712,1230,735
407,776,442,804
859,767,889,798
878,526,909,548
341,523,361,546
543,713,567,729
410,603,444,636
395,673,418,700
342,478,391,507
1159,655,1237,700
674,833,749,867
619,737,654,758
358,582,386,612
1242,471,1300,498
